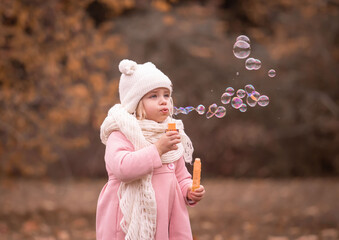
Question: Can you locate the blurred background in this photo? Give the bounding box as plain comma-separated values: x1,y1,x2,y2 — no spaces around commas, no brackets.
0,0,338,239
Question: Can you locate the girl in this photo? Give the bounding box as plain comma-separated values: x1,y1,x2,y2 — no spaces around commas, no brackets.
97,59,205,240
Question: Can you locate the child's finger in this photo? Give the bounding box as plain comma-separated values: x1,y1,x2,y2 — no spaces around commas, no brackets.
191,190,204,196
195,185,205,192
169,136,181,141
171,139,181,144
170,135,180,141
190,186,204,192
166,131,179,137
170,145,178,150
190,195,203,201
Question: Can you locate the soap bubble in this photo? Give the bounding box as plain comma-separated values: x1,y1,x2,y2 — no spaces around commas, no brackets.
239,103,247,112
245,58,261,70
258,95,269,107
250,91,260,101
246,96,257,107
195,104,205,115
179,107,187,114
254,59,262,70
185,106,195,113
221,92,232,104
231,97,243,109
173,106,179,115
268,69,276,77
245,58,256,70
233,40,251,59
236,35,250,44
206,111,214,119
208,103,217,113
206,103,217,119
225,87,235,96
215,106,226,118
236,89,246,98
245,84,255,96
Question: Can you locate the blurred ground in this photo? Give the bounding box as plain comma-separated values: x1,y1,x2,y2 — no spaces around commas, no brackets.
0,178,338,240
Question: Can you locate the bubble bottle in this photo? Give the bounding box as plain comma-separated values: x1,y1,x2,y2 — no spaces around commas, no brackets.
192,158,201,192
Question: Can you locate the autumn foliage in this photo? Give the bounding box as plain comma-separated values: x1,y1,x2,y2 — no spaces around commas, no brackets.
0,0,129,177
0,0,338,178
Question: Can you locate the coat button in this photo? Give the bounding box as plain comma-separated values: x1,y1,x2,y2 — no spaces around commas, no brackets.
167,163,175,170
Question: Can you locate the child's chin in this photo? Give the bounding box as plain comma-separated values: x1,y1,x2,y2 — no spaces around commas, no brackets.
157,116,168,123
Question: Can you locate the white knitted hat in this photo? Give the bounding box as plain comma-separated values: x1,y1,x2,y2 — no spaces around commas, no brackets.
118,59,173,113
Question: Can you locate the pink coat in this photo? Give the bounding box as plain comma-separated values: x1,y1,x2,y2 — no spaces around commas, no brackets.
96,131,195,240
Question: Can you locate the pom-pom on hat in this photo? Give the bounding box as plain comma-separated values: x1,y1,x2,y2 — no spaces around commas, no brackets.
118,59,173,113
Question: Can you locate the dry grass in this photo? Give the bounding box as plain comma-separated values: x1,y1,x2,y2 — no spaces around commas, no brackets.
0,178,338,240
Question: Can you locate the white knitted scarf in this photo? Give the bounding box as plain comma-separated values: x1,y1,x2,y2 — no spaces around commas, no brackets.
100,104,193,240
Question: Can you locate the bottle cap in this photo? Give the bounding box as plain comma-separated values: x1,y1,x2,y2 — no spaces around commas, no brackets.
167,123,176,130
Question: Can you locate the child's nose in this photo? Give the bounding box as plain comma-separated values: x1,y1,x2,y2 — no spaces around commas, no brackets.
159,96,167,105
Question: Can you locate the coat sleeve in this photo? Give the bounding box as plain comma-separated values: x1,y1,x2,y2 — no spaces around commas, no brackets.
105,131,162,183
175,157,197,206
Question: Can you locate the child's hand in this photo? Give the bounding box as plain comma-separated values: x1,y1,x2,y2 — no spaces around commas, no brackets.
187,185,205,203
154,131,181,156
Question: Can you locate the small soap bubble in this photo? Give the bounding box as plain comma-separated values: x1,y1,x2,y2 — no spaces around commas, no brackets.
258,95,269,107
233,40,251,59
236,72,239,76
245,58,261,70
206,103,217,119
231,97,243,109
245,84,255,96
254,59,261,70
268,69,276,77
173,106,179,115
225,87,235,96
208,103,218,113
245,58,256,70
239,103,247,112
236,35,250,44
221,92,232,104
206,111,214,119
195,104,205,115
215,106,226,118
246,96,257,107
185,106,195,113
179,107,187,114
236,89,246,98
250,91,260,102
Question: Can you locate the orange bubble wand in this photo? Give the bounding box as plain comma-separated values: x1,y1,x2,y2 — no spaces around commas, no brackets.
192,158,201,191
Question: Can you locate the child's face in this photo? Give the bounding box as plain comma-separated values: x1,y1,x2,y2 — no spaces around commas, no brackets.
141,87,171,123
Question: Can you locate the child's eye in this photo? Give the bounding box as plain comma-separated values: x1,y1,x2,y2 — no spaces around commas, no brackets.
164,94,170,98
150,94,157,98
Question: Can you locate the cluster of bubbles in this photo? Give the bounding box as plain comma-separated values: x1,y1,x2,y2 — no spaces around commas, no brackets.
173,104,226,119
172,35,275,119
173,105,206,116
221,85,269,110
233,35,276,77
173,84,269,119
